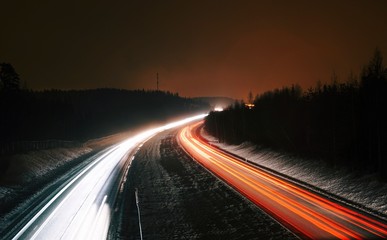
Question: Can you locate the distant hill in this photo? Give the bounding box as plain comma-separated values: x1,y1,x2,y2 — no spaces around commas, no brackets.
0,89,209,144
194,97,234,110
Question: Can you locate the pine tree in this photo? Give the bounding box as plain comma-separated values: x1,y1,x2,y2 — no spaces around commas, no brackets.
0,63,20,92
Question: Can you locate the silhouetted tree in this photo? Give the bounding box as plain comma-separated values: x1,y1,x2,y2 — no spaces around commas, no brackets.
0,63,20,92
360,48,387,177
205,49,387,180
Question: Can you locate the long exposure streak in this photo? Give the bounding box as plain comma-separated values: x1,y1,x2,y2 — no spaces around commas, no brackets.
178,121,387,239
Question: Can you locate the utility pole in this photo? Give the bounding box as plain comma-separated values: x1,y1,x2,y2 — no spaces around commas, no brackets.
156,72,159,91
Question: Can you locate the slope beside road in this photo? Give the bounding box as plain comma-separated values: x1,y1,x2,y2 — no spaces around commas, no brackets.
178,121,387,239
0,115,206,240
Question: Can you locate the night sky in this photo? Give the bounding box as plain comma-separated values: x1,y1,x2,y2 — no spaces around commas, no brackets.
1,0,387,99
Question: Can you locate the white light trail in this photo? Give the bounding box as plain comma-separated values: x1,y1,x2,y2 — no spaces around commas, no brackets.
11,113,207,240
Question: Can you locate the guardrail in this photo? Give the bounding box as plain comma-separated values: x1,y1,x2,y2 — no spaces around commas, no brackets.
135,188,143,240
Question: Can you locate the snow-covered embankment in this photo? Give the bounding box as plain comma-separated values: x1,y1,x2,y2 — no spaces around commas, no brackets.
201,129,387,216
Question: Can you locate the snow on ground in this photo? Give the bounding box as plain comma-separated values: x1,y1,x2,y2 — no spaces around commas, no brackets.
0,129,134,190
0,146,93,233
0,147,92,198
3,148,91,183
0,130,136,232
201,129,387,216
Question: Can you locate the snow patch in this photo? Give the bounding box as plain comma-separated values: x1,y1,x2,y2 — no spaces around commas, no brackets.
4,147,91,183
0,146,93,233
0,147,92,198
201,129,387,216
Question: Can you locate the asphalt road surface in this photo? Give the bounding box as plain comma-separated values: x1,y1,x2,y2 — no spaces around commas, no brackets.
8,115,385,239
1,115,205,240
114,127,296,240
178,121,387,239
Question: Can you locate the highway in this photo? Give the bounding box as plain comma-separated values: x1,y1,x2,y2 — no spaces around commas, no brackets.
117,124,296,239
4,114,206,240
178,121,387,239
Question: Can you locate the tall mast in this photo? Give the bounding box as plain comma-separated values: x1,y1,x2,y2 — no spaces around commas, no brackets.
156,72,159,91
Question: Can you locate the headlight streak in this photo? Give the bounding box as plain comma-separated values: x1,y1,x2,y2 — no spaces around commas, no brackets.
11,146,119,240
178,121,387,240
11,114,207,240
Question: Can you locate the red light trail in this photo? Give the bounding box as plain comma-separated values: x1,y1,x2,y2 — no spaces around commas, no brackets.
178,121,387,239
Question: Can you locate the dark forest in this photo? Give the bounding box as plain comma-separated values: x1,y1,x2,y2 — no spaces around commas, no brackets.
0,68,208,153
205,50,387,180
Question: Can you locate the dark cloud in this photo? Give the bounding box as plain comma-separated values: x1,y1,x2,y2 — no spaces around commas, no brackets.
1,0,387,99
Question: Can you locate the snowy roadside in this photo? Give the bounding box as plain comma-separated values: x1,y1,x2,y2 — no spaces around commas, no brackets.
1,147,92,184
0,128,135,185
0,130,136,215
0,146,94,233
0,129,140,234
201,128,387,217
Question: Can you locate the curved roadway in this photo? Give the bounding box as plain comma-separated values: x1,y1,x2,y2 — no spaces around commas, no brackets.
5,115,387,239
178,121,387,239
4,115,206,240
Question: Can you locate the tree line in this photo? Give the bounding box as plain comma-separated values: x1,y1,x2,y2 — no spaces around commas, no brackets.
0,65,209,146
205,50,387,180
